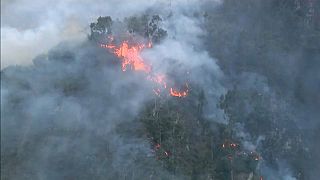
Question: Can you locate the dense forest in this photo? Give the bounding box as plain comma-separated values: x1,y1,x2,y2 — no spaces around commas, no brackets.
1,0,319,179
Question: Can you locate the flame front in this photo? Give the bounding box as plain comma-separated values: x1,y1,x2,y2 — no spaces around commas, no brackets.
170,87,188,98
101,37,189,97
102,41,151,72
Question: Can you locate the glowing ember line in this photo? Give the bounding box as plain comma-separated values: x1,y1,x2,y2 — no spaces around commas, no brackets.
170,88,188,97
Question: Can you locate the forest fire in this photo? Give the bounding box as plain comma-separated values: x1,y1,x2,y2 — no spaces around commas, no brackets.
101,36,189,97
170,88,188,97
101,41,151,72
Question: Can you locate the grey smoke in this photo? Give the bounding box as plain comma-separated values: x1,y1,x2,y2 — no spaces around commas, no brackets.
202,0,320,178
142,6,226,123
1,0,160,68
2,0,320,179
2,37,204,179
1,1,224,179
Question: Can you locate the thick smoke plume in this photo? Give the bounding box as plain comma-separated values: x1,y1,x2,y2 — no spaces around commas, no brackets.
1,0,160,68
2,0,320,179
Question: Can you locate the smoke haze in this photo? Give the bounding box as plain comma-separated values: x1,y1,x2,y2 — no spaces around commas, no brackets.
1,0,161,68
1,0,320,179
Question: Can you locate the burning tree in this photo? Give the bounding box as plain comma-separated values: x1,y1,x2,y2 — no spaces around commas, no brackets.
87,15,268,179
91,15,188,98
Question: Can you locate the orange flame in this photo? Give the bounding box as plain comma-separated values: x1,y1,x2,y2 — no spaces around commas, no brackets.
170,88,188,97
101,36,189,97
103,41,151,72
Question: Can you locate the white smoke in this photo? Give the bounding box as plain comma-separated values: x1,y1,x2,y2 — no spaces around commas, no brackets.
1,1,225,179
1,0,222,69
1,0,160,68
140,0,226,122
